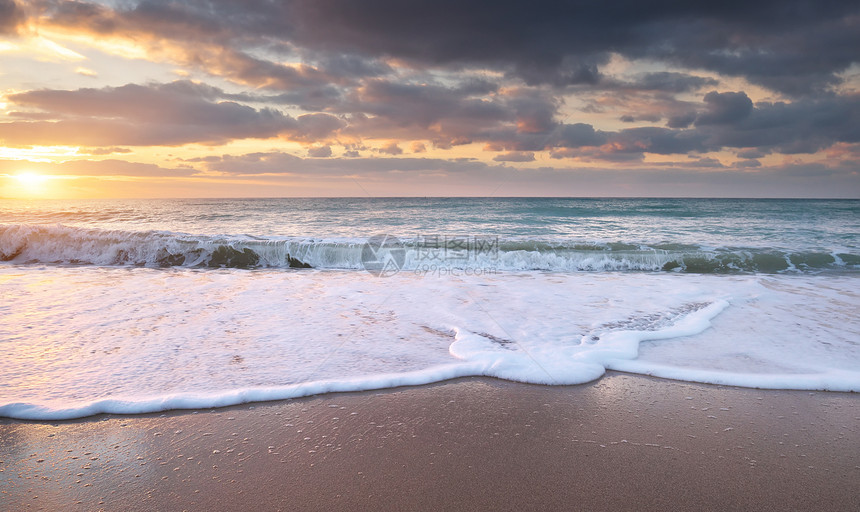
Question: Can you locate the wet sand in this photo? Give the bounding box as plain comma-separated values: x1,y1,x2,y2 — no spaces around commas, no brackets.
1,373,858,511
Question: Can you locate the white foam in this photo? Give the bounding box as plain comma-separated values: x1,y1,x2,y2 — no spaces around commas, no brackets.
4,223,854,272
1,267,858,419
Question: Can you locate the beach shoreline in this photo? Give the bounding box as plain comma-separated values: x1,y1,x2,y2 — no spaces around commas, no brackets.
2,372,858,511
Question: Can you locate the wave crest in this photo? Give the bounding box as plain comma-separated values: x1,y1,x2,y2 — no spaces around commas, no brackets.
1,224,857,273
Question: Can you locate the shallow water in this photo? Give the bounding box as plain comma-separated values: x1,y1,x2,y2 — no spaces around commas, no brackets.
1,198,858,419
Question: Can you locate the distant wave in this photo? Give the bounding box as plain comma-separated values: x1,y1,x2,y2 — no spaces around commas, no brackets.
1,224,857,273
0,224,314,269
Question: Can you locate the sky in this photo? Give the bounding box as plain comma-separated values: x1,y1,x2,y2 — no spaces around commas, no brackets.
0,0,858,198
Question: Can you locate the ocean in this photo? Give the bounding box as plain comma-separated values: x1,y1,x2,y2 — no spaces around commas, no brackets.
1,198,858,419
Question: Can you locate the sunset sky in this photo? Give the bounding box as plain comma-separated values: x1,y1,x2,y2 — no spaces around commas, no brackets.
1,0,858,198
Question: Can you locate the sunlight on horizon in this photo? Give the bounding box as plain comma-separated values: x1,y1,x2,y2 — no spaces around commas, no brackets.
3,172,54,197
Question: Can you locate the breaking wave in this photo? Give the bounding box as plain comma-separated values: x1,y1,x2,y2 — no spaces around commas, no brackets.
1,223,857,273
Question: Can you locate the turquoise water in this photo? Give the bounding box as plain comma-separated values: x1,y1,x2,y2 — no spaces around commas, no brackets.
1,198,858,273
1,198,859,419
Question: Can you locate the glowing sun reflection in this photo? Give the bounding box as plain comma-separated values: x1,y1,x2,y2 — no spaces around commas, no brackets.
9,172,53,196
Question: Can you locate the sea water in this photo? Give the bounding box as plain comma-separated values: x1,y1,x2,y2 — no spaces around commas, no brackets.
1,198,858,419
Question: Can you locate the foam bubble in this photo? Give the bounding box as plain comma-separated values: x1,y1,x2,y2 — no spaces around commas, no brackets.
1,267,858,419
2,223,857,273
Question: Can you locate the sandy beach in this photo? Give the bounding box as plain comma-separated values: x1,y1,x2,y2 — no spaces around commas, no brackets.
1,373,858,511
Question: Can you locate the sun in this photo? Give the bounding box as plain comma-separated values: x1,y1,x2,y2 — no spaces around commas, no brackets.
15,172,48,186
10,172,52,196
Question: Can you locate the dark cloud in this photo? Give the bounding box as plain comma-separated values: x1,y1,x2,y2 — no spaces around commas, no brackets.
41,1,352,101
484,121,610,153
618,114,661,124
307,145,332,158
555,123,608,148
46,0,227,41
280,0,859,95
734,159,762,168
367,86,858,161
8,0,860,172
695,91,753,125
513,58,605,87
670,10,860,96
610,72,719,94
292,113,346,142
700,94,860,154
41,0,860,95
737,149,768,159
686,157,725,168
340,79,508,130
667,112,697,129
588,92,860,159
313,53,393,80
506,88,560,134
205,50,342,92
0,81,340,146
633,72,719,93
493,151,535,162
0,0,24,35
610,127,709,155
11,81,269,125
326,79,537,148
5,76,856,164
21,0,855,177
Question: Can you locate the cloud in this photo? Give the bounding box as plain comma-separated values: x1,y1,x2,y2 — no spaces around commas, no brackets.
686,157,725,168
39,0,380,98
339,79,507,130
626,72,719,94
184,151,860,198
482,121,609,153
20,1,855,167
0,0,25,36
41,0,858,97
734,159,762,168
83,147,133,155
0,81,338,146
695,91,753,126
0,158,194,177
700,94,860,154
198,152,491,176
292,113,346,142
737,149,768,159
4,76,856,165
7,149,843,199
493,151,535,162
609,127,708,155
667,112,697,129
74,67,98,78
1,0,855,199
307,145,332,157
275,0,859,95
327,79,561,149
378,142,402,155
554,123,608,148
582,92,860,160
313,53,393,80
